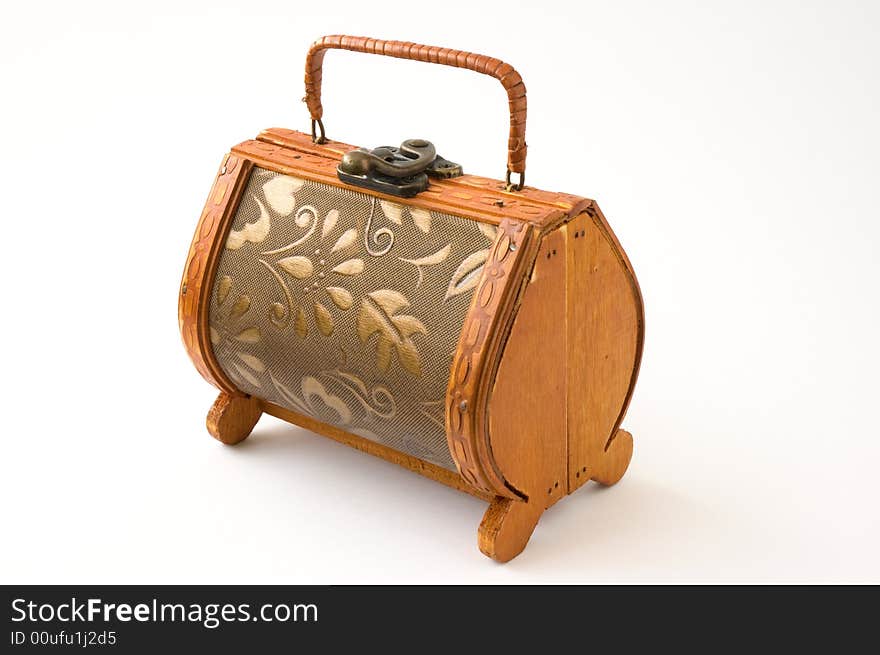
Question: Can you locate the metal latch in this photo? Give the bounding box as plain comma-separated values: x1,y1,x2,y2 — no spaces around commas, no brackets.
337,139,462,198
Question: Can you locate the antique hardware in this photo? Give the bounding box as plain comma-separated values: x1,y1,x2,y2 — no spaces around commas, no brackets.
337,138,462,197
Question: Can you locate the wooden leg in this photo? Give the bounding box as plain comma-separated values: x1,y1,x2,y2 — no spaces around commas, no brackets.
478,497,544,562
206,392,262,445
591,429,634,486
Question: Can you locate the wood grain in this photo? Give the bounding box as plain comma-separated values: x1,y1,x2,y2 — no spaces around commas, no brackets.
478,228,568,560
564,211,642,490
478,497,543,562
489,226,568,505
207,392,262,445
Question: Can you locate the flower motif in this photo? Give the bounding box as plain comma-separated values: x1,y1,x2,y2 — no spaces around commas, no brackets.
445,222,498,300
262,206,364,339
210,275,267,388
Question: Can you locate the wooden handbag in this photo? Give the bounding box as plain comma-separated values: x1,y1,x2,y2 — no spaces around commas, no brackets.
179,35,644,562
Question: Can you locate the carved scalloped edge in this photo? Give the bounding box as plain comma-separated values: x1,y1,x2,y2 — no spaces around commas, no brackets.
241,128,592,226
178,154,253,394
445,218,535,497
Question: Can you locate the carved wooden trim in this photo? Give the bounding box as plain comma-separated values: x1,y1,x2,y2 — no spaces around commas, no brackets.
237,128,591,226
178,154,253,394
445,218,535,498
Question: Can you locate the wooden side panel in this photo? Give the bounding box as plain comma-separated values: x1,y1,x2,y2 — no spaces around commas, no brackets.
488,228,568,506
446,219,534,499
565,211,643,491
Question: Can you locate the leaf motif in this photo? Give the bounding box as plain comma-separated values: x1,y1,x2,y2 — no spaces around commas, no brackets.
217,276,232,305
357,290,426,376
301,377,352,425
392,315,427,338
237,353,266,372
233,363,262,387
396,339,421,375
368,289,408,315
379,200,403,225
400,244,450,268
330,228,358,253
235,327,261,343
262,175,304,216
269,374,311,416
321,209,339,239
209,327,220,345
411,208,431,233
278,256,314,279
478,222,498,242
332,259,364,276
400,244,451,289
229,295,250,319
227,198,271,250
294,307,308,338
357,301,385,344
326,286,353,310
314,302,334,336
375,338,393,372
445,249,489,300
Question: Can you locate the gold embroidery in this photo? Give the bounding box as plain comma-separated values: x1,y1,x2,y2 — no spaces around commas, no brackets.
212,168,494,469
332,259,364,275
401,244,451,289
314,302,334,336
217,276,232,305
235,327,261,343
379,200,403,225
262,175,304,216
325,287,353,310
226,198,272,250
277,256,313,278
211,277,267,388
357,290,426,376
445,250,489,300
330,228,358,253
411,208,431,233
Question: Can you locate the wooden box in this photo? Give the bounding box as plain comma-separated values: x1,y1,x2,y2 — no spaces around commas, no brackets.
179,35,644,561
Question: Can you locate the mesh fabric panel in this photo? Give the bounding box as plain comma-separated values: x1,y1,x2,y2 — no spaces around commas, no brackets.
209,167,495,470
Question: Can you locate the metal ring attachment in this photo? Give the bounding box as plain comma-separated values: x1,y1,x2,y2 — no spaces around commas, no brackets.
311,118,327,144
505,169,525,192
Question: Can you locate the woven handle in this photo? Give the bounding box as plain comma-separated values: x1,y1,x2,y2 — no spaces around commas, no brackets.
304,35,528,183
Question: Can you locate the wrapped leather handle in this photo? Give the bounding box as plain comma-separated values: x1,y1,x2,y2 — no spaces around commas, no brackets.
304,35,527,186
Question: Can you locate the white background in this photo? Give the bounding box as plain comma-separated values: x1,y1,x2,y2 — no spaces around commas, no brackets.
1,0,878,583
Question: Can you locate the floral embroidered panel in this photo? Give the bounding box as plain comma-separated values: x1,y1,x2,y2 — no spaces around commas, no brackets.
209,167,497,469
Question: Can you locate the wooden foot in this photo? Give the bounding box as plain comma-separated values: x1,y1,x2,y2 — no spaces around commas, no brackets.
591,429,634,486
478,497,544,562
206,392,262,445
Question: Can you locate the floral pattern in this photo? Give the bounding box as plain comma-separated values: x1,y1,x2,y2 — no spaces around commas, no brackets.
210,275,267,388
258,204,363,339
209,168,498,469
